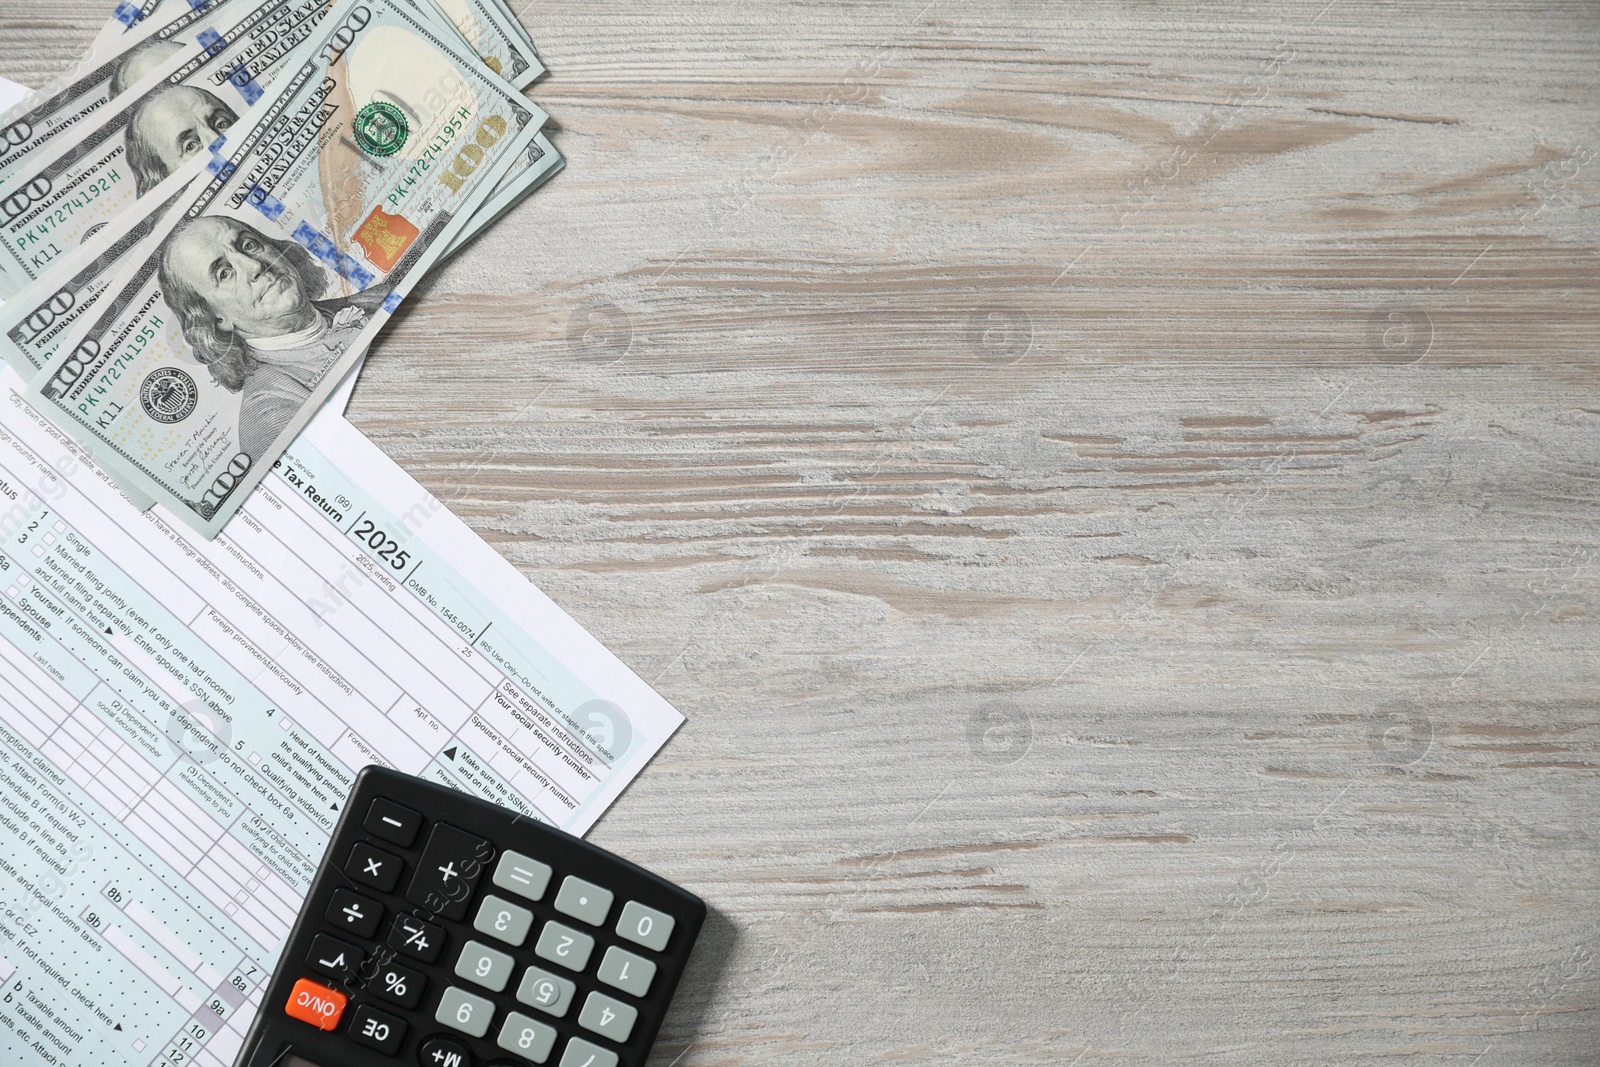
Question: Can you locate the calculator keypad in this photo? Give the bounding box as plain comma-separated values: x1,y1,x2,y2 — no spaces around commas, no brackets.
560,1037,619,1067
419,1035,470,1067
364,797,423,847
269,775,702,1067
346,841,403,892
437,986,495,1037
494,849,554,900
578,991,637,1043
390,913,447,963
307,933,363,981
615,901,674,952
536,920,596,971
371,959,427,1009
475,893,535,945
456,939,516,992
517,964,578,1017
554,876,614,926
347,1003,407,1054
595,946,655,998
408,823,493,920
326,887,383,938
285,977,346,1031
499,1010,559,1061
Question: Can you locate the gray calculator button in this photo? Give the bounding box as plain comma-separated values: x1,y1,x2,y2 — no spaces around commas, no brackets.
455,939,515,992
493,849,553,901
553,876,613,926
578,991,637,1043
497,1010,557,1063
474,893,535,946
596,945,656,997
534,920,595,971
436,986,495,1037
516,965,577,1017
615,900,675,951
559,1036,619,1067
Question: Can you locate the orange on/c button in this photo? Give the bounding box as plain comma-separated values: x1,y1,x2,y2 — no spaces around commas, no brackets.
285,977,348,1031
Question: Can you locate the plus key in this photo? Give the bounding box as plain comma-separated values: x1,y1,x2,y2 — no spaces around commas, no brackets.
405,822,493,920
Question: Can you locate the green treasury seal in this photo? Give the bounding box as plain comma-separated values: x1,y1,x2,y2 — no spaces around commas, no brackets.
354,101,409,157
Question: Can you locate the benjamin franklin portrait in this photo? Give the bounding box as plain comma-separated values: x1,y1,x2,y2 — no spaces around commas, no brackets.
126,85,238,196
157,217,383,459
108,37,183,98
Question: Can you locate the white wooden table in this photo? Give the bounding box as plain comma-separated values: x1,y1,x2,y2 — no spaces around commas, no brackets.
4,0,1597,1062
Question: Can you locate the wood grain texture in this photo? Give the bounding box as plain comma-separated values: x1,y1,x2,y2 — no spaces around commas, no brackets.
4,0,1599,1062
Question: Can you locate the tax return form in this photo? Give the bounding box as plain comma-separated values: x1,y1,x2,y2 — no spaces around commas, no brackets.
0,356,685,1066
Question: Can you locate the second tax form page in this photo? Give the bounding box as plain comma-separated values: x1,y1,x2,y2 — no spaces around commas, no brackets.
0,368,684,1067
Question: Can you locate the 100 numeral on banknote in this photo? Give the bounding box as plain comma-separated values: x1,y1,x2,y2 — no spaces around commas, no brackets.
29,0,544,538
0,0,347,297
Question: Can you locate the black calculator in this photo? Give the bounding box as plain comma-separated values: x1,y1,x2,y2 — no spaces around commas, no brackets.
233,766,705,1067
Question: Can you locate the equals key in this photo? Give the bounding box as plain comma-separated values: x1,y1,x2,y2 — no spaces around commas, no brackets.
365,797,422,847
492,849,553,902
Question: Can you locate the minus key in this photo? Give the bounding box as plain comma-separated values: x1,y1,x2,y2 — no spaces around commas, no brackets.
364,797,423,847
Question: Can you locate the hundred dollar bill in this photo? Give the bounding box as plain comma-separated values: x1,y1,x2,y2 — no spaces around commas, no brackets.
0,149,328,516
487,0,531,42
93,0,195,51
3,0,552,361
29,0,547,538
0,123,559,380
0,0,340,296
0,0,229,178
0,0,557,340
100,0,544,88
483,0,541,61
424,0,544,88
0,45,197,297
0,41,558,375
0,150,211,376
2,115,556,387
446,129,561,253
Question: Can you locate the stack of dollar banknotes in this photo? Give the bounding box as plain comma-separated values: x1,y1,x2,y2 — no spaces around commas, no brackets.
0,0,560,537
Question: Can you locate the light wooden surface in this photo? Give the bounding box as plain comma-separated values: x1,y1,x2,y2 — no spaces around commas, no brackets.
5,0,1600,1062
